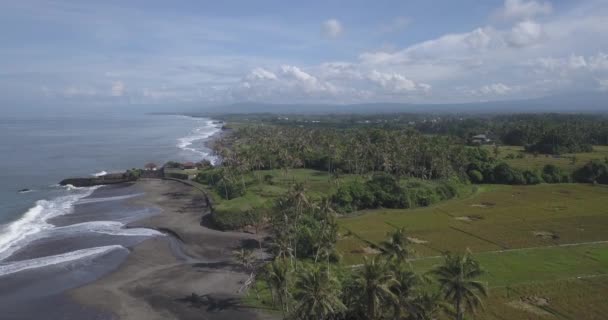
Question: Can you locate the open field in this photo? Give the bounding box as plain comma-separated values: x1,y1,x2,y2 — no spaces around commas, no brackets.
482,145,608,172
338,184,608,262
338,183,608,319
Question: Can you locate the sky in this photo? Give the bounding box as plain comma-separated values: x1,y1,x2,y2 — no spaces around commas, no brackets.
1,0,607,111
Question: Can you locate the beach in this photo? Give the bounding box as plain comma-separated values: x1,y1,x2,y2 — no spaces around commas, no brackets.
69,179,275,320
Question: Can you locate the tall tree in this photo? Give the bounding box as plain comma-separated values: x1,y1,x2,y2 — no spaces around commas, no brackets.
432,251,487,320
262,259,292,318
351,257,398,320
292,264,346,320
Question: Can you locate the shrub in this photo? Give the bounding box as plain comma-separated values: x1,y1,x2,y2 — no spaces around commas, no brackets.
493,163,516,184
573,160,608,184
542,164,562,183
523,170,542,185
210,209,250,230
215,178,246,200
467,170,484,183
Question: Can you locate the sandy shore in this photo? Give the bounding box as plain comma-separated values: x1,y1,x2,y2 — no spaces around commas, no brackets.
70,179,276,320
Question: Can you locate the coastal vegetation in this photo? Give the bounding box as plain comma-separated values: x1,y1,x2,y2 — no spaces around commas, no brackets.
164,112,608,319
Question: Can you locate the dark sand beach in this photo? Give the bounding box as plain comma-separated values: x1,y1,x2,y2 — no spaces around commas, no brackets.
70,179,276,320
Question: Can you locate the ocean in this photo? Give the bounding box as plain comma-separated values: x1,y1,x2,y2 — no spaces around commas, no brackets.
0,113,220,318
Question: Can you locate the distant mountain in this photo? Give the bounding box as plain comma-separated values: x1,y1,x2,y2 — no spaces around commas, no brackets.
194,92,607,115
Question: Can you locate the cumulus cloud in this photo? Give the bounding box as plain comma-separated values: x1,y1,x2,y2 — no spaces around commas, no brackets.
322,19,343,38
111,81,125,96
245,67,277,81
367,70,429,93
506,20,544,47
498,0,553,20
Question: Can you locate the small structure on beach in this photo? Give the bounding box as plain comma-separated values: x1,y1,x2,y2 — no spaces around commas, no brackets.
144,163,158,171
182,162,196,169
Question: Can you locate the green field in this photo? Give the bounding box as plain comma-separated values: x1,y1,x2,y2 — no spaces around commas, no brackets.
483,145,608,172
338,184,608,319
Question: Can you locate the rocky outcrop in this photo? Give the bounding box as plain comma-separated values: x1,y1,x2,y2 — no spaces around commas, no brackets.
60,173,135,187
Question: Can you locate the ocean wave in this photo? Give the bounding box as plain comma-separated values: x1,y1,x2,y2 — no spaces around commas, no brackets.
76,193,144,205
50,221,164,237
177,118,221,164
92,171,108,177
0,245,127,277
0,187,98,261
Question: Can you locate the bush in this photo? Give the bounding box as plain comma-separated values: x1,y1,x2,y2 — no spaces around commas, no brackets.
573,160,608,184
467,170,484,183
493,163,517,184
523,170,542,185
215,178,246,200
210,209,250,230
542,165,562,184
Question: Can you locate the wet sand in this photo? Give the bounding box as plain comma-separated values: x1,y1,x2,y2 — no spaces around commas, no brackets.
70,179,276,320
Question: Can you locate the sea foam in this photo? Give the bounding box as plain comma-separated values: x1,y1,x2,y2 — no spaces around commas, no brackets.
0,187,98,261
177,118,221,164
0,245,127,277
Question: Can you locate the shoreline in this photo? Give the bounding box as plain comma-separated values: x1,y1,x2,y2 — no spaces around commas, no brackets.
69,179,275,320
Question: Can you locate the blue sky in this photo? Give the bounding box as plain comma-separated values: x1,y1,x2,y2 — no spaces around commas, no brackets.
1,0,607,110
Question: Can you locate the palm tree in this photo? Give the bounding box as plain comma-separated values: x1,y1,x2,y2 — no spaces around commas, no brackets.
432,251,487,320
390,264,420,319
353,256,398,320
292,264,346,320
378,227,414,263
233,248,255,272
262,259,292,318
407,291,448,320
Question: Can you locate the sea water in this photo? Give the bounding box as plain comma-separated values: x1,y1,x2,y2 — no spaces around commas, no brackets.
0,113,220,274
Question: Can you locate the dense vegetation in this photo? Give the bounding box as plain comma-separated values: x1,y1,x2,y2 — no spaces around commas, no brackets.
234,184,488,320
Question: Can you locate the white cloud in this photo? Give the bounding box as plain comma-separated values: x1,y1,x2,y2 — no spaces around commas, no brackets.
478,83,513,95
245,67,277,81
367,70,429,93
322,19,343,38
598,79,608,91
111,81,125,96
506,20,544,48
499,0,553,20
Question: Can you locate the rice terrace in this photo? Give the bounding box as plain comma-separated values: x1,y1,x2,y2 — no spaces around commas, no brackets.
339,184,608,319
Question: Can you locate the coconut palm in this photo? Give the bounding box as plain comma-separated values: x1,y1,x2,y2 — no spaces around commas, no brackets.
432,251,487,320
292,264,346,320
233,248,255,272
262,259,292,318
353,256,399,320
407,291,448,320
390,265,420,318
378,227,414,263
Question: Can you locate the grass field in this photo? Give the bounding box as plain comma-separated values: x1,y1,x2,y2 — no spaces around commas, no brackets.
338,183,608,319
483,145,608,172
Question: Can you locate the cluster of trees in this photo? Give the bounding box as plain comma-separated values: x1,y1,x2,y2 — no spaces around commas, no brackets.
214,126,470,180
237,184,488,320
466,147,579,185
332,174,463,213
414,114,608,154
